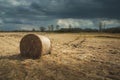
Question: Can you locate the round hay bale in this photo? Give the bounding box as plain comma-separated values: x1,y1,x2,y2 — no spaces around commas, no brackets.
20,34,51,59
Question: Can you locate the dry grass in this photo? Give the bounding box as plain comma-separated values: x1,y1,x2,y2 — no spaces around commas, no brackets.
0,32,120,80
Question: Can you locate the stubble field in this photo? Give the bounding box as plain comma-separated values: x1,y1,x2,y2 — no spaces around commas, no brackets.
0,32,120,80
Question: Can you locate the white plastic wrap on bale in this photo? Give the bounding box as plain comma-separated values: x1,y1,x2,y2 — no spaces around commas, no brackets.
20,34,51,59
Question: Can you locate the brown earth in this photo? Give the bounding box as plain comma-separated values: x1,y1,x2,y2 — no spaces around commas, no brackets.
0,32,120,80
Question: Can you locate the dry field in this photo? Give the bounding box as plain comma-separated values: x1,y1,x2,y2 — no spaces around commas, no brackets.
0,32,120,80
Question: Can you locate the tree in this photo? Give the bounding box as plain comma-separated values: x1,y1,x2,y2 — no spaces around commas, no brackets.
56,25,60,30
32,28,35,32
99,22,103,32
50,25,54,31
103,22,106,30
48,26,51,31
40,27,45,32
69,24,72,29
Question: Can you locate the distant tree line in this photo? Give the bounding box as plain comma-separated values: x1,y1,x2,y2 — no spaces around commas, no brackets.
103,27,120,33
39,24,60,32
38,23,120,33
0,23,120,33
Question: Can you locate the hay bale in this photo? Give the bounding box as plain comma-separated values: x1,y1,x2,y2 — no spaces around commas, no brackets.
20,34,51,59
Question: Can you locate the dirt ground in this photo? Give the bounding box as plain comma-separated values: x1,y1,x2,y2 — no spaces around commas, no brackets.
0,32,120,80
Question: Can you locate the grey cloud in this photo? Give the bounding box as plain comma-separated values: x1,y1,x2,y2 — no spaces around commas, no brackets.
1,0,120,19
27,0,120,19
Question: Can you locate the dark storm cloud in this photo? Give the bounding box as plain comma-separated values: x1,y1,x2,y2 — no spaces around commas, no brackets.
0,0,120,20
29,0,120,19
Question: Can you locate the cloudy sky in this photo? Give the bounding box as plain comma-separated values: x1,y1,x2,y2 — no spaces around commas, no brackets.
0,0,120,31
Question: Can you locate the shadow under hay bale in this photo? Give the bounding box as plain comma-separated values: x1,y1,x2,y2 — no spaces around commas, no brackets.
20,34,51,59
